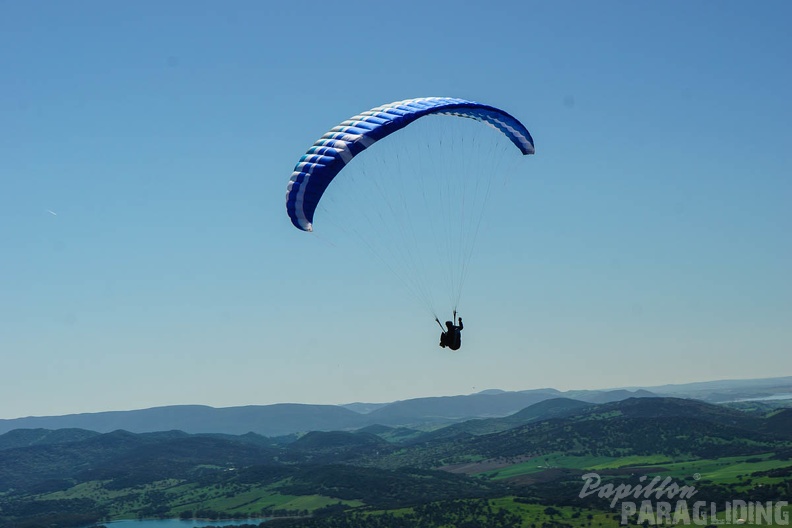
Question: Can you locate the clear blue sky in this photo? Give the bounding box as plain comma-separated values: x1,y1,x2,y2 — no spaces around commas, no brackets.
1,1,790,419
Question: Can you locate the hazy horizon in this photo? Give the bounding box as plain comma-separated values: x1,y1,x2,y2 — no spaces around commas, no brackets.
2,374,791,421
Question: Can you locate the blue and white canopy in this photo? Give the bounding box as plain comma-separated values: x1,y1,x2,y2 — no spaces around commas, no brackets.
285,97,534,232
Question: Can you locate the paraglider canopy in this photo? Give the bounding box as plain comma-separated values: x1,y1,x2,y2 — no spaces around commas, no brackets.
286,97,534,232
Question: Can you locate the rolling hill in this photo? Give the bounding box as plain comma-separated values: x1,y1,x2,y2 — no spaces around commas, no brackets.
1,396,791,528
3,376,789,437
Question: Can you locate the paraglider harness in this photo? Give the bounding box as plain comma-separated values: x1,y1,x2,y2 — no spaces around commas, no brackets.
437,311,463,350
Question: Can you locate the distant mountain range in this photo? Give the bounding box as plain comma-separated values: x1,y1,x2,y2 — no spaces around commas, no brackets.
3,397,789,493
1,396,791,526
0,376,789,437
642,375,792,402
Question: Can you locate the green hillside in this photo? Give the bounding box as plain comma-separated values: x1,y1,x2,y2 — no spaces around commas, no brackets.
1,397,790,528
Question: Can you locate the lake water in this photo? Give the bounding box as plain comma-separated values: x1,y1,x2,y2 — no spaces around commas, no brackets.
733,394,792,402
100,519,269,528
